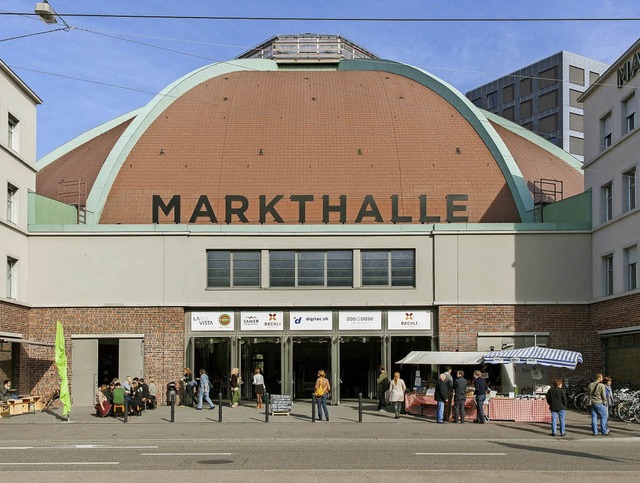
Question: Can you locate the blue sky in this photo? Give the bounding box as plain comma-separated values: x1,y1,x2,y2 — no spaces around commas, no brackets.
1,0,639,158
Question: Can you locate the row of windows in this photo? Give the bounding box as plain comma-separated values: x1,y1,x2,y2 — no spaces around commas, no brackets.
602,245,637,296
600,93,636,150
206,250,416,289
601,167,637,223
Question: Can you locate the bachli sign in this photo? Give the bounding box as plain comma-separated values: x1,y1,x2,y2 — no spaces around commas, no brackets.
152,194,469,224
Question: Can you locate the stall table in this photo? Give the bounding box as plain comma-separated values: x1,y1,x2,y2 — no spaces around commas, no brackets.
404,393,481,422
488,397,551,422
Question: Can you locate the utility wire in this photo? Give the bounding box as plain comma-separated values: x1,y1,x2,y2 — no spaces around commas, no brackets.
0,27,67,42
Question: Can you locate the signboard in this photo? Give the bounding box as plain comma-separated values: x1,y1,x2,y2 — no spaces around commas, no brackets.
270,394,292,415
290,311,333,331
191,312,235,332
240,311,284,331
338,311,382,331
387,310,432,331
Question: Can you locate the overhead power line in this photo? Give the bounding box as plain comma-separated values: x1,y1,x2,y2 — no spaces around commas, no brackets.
1,12,640,22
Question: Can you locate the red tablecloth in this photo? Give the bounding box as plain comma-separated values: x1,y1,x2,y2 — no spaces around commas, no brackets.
404,393,478,421
488,398,551,422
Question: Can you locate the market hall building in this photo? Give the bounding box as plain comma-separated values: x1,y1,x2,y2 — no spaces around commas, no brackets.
2,34,599,405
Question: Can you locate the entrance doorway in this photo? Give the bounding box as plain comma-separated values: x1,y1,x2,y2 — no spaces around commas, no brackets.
194,338,230,396
97,339,119,386
390,336,430,388
339,337,381,399
292,337,331,399
240,338,282,399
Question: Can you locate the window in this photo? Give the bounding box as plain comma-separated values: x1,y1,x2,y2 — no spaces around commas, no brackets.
538,90,558,112
522,122,533,131
7,183,18,223
487,91,498,110
361,250,415,287
502,84,514,103
6,257,17,299
8,114,19,152
589,71,600,85
624,245,638,291
569,65,585,86
471,98,482,108
569,113,584,132
600,113,612,149
623,94,636,134
520,99,533,118
539,113,558,134
623,168,637,212
270,250,352,287
569,89,583,108
502,106,514,121
539,66,558,89
603,255,614,296
602,182,613,222
520,77,532,96
570,136,584,156
206,250,260,288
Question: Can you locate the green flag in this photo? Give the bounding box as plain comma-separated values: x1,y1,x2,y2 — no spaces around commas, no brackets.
55,321,71,416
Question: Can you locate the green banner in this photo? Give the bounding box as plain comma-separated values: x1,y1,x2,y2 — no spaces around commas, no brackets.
55,321,71,416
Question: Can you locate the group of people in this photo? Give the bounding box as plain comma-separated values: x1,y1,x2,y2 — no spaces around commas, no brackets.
182,367,266,410
95,376,157,417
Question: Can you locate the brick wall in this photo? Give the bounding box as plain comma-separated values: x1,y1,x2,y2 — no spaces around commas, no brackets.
0,300,30,390
438,304,594,380
24,307,184,405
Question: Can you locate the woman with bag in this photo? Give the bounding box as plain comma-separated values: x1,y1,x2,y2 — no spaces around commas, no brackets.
230,367,241,408
388,372,407,419
314,369,331,421
253,367,265,409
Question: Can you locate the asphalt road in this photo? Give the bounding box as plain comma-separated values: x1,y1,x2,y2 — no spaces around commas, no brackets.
0,436,638,481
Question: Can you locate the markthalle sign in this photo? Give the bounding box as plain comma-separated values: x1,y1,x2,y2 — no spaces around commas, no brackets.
152,193,469,224
617,49,640,88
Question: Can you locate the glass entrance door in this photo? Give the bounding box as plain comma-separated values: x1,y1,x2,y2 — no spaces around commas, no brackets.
338,337,382,399
292,337,331,399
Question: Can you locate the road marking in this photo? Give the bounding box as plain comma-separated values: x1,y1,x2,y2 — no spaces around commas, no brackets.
0,462,120,466
140,452,232,456
415,452,507,456
0,445,158,450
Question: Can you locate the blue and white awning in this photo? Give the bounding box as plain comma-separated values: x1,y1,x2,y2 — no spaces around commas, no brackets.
482,346,583,370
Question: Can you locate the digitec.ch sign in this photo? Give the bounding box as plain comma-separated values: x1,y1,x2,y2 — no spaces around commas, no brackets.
152,193,469,224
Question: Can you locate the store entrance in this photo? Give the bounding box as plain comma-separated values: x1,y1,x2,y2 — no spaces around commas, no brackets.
293,337,331,399
339,337,381,399
194,338,230,396
240,338,282,399
390,336,431,389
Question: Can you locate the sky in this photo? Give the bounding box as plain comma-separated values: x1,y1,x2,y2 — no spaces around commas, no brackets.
1,0,639,159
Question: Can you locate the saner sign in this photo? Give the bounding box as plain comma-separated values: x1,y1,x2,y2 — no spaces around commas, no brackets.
617,50,640,88
152,193,469,224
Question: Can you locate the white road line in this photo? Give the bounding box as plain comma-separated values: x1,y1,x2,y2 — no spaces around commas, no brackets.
415,452,507,456
0,445,158,450
140,452,232,456
0,462,120,466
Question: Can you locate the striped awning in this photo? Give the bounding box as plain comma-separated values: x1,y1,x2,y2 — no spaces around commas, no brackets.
482,346,583,370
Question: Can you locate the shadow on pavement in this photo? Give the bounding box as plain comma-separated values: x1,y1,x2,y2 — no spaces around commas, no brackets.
494,441,631,463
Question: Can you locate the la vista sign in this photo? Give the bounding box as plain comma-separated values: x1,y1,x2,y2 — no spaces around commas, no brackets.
152,193,469,224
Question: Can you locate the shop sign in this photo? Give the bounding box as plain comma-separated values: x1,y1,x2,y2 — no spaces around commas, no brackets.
617,50,640,87
240,311,284,331
387,310,432,331
191,311,235,332
338,311,382,331
290,311,333,331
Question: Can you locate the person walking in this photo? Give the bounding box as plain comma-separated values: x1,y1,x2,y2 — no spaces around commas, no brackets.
546,378,568,437
388,372,407,419
443,366,454,422
588,373,609,436
230,368,241,408
376,366,390,412
314,370,331,421
473,370,488,423
453,370,468,423
435,373,449,423
253,367,265,409
196,368,215,410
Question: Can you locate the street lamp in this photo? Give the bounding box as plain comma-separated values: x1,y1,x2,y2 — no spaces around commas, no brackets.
34,2,58,24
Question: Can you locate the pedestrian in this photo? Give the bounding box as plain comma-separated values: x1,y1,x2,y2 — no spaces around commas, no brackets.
545,378,567,437
435,373,449,423
443,366,454,422
230,367,241,408
253,367,265,409
388,372,407,419
314,369,331,421
603,376,614,415
196,368,215,410
453,370,468,423
473,370,488,423
376,365,390,412
588,373,609,436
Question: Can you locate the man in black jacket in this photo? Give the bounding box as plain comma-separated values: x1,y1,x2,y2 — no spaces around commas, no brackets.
453,370,468,423
435,373,449,423
545,378,568,437
473,370,488,423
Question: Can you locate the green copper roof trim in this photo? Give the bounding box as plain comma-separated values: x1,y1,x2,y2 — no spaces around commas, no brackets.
482,110,583,171
85,59,279,224
37,109,140,170
339,59,533,222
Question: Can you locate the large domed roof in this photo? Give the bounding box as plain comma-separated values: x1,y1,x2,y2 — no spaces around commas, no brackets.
37,58,583,225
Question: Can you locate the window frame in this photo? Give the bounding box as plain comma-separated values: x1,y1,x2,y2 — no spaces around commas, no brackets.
6,257,17,299
601,182,613,222
623,168,637,212
600,112,612,149
269,250,353,288
361,249,416,288
624,245,637,292
7,183,18,224
623,93,636,135
7,114,19,153
206,250,261,288
603,254,614,296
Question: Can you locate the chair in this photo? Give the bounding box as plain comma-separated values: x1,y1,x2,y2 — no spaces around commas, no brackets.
111,387,126,417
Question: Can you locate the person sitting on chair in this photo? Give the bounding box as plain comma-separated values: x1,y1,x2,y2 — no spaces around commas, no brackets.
95,384,111,417
111,383,126,416
1,380,20,402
